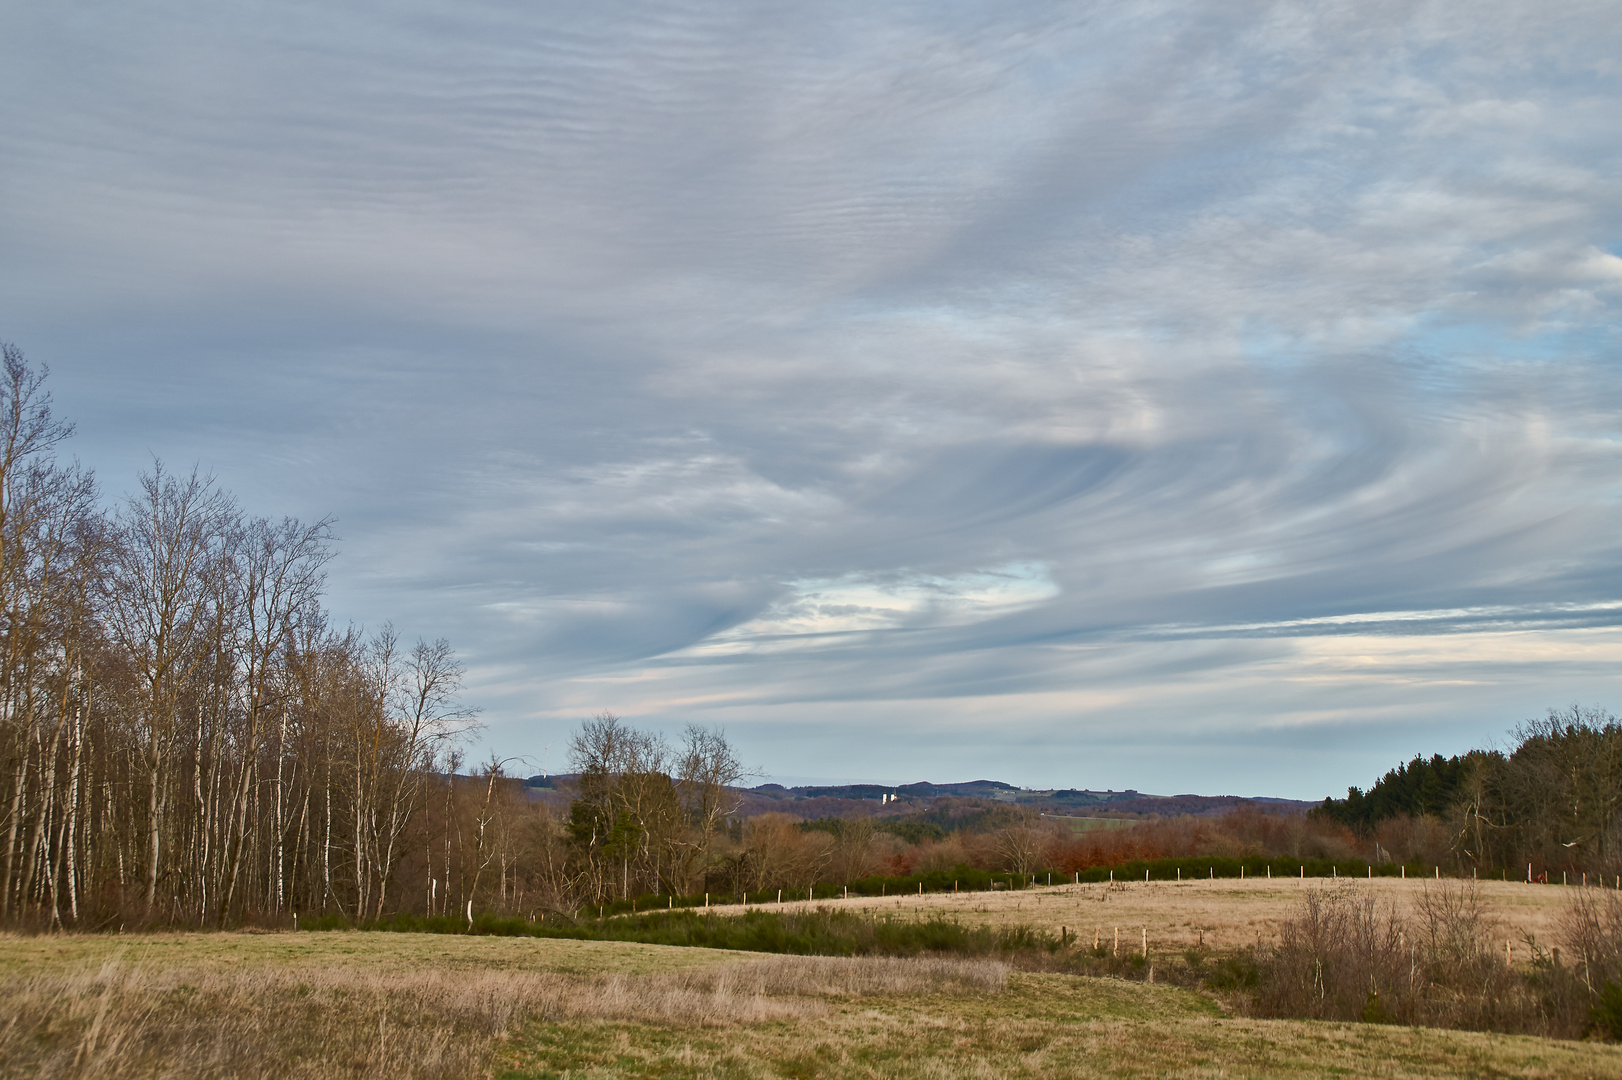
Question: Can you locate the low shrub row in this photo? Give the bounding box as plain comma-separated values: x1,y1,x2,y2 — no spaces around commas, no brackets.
348,907,1061,958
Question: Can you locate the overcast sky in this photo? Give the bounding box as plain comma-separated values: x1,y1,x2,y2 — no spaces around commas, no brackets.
4,1,1620,798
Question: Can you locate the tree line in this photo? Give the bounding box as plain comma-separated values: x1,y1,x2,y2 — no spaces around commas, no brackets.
0,341,1144,929
0,344,484,928
1312,705,1622,877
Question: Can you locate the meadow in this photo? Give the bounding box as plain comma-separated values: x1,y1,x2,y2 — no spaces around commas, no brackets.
5,876,1622,1080
714,874,1578,958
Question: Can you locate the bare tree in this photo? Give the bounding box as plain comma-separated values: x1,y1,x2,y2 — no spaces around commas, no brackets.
0,347,596,931
0,342,85,921
216,514,334,924
103,462,237,919
361,631,475,920
830,815,875,884
675,724,746,892
566,713,683,900
742,813,832,891
990,808,1047,878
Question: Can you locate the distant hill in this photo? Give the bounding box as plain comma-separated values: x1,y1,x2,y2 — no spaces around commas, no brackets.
740,780,1315,819
754,779,1018,800
525,774,1314,821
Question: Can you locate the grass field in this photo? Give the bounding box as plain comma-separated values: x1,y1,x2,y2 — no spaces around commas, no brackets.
713,875,1578,959
6,916,1622,1079
501,976,1622,1080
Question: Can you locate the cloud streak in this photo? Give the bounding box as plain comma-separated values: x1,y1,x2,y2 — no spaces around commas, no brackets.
2,0,1620,796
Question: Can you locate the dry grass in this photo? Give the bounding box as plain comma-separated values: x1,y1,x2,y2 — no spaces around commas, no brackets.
743,875,1578,956
6,916,1622,1080
0,936,1005,1079
501,969,1622,1079
0,929,740,978
3,958,544,1078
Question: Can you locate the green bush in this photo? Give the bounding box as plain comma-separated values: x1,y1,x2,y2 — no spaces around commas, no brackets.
1591,981,1622,1039
319,906,1068,960
1362,990,1391,1024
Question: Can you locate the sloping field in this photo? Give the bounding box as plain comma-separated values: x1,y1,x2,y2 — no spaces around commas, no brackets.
0,931,745,1078
5,925,1621,1078
0,928,740,978
502,974,1622,1080
723,875,1577,957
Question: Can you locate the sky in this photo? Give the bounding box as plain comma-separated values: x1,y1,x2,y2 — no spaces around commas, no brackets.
3,2,1620,799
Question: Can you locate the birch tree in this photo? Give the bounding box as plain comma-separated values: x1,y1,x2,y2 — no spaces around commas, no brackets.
104,463,236,919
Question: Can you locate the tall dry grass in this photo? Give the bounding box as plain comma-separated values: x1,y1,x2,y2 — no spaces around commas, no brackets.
0,952,1006,1079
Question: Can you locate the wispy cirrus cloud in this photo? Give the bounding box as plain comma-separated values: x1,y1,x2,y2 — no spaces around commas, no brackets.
2,0,1620,795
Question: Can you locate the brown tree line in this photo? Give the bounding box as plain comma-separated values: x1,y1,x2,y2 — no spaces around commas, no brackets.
0,345,479,928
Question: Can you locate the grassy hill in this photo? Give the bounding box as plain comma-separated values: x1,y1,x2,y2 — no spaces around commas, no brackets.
5,930,1617,1078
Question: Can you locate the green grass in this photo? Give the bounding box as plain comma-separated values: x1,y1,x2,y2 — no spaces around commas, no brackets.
0,927,741,977
496,971,1622,1080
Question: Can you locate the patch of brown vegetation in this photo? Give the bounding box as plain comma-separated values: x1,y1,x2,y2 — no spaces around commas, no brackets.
0,947,1006,1078
741,874,1576,955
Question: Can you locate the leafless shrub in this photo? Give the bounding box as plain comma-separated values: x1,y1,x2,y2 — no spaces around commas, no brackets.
1252,882,1406,1021
1250,881,1545,1034
1559,886,1622,993
1551,885,1622,1038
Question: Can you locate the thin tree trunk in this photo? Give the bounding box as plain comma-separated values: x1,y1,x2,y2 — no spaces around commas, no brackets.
1,750,26,919
274,707,287,913
218,703,266,925
144,755,162,918
193,704,207,922
322,744,332,913
63,686,83,922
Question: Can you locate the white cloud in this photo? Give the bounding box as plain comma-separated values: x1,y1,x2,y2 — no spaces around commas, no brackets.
688,562,1060,652
4,0,1622,796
